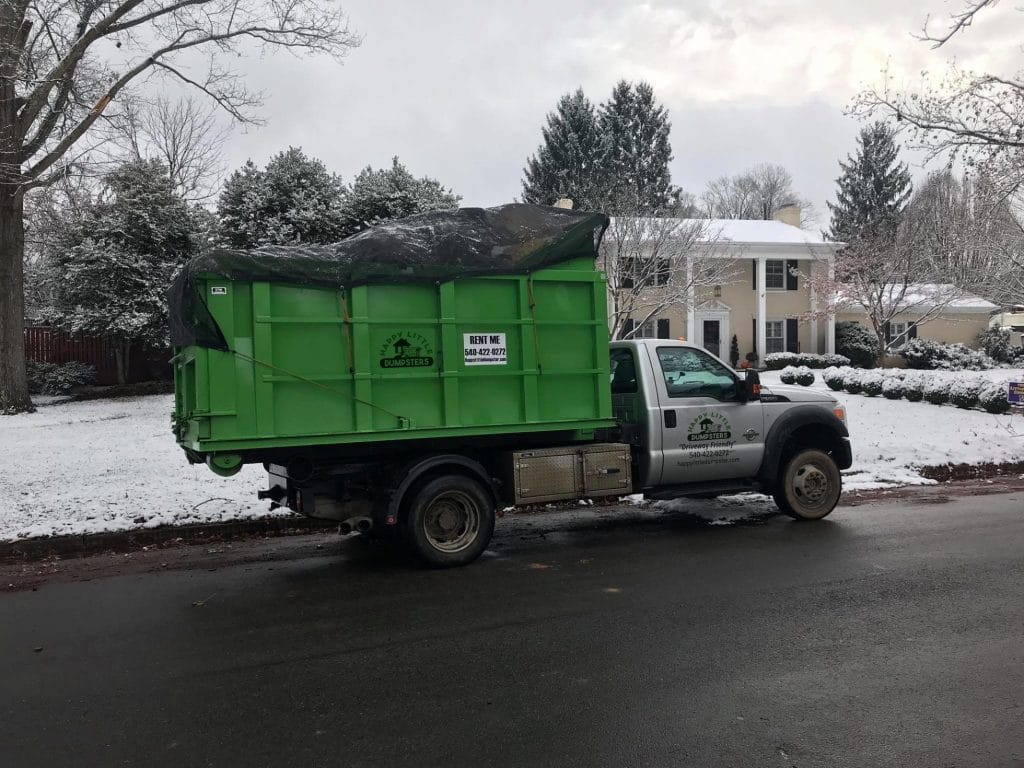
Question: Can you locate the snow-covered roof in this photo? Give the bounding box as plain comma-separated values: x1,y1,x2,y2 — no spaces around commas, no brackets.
608,216,840,248
838,283,999,315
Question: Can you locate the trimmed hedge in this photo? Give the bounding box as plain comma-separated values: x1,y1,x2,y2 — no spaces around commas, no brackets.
765,352,852,370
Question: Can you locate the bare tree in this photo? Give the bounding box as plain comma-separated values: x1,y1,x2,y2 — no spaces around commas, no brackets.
601,214,737,341
0,1,360,414
701,163,814,224
111,95,229,200
806,228,968,365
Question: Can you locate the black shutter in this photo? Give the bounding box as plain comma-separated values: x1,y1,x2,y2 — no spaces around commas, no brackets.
908,323,918,340
657,319,670,339
786,259,798,291
622,319,635,339
884,322,892,344
752,318,757,354
786,318,799,353
751,259,757,290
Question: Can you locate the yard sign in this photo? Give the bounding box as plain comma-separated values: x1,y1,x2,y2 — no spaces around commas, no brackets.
1009,382,1024,405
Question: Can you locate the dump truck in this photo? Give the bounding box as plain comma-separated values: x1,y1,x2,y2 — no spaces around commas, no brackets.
169,204,852,566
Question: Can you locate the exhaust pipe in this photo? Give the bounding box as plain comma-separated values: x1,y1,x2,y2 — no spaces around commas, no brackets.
354,516,373,534
339,520,354,535
339,516,373,535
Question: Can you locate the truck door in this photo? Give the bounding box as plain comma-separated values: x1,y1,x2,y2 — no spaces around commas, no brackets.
649,345,764,485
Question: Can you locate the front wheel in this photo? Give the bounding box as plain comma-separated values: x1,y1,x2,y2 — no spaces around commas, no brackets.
773,449,842,520
405,475,495,567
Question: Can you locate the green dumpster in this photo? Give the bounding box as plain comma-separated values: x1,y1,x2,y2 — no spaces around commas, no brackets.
169,204,614,471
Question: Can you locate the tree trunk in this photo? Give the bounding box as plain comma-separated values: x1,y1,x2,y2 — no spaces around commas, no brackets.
0,189,32,413
114,341,131,386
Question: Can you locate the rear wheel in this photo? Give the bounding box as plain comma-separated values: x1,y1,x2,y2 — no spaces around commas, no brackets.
773,449,841,520
405,475,495,567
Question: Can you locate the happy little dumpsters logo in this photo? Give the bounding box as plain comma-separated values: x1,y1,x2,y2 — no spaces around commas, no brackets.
379,332,434,369
686,411,732,442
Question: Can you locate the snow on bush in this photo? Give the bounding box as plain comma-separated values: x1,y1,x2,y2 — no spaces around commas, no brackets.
881,377,905,400
795,367,815,386
923,378,950,405
948,378,981,409
901,338,996,371
779,365,798,384
764,352,852,370
861,372,884,397
902,373,925,402
977,328,1024,364
978,382,1012,414
836,321,877,368
26,361,96,395
822,366,846,391
843,369,864,395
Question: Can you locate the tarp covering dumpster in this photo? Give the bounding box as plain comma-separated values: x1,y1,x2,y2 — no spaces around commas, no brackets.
169,204,609,350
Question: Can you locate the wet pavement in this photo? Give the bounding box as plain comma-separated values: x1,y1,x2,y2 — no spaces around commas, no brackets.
3,491,1024,767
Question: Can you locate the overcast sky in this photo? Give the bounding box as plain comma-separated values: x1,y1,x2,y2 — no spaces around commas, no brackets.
212,0,1021,227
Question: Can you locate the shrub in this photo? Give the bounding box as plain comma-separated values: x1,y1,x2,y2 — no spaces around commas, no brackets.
779,365,798,384
843,370,863,395
766,353,800,370
901,338,996,371
902,374,925,402
25,361,96,395
823,366,846,391
976,328,1023,364
882,377,905,400
923,379,949,405
729,334,740,367
861,372,884,397
948,378,981,409
795,367,815,386
835,321,877,368
978,382,1012,414
766,351,853,370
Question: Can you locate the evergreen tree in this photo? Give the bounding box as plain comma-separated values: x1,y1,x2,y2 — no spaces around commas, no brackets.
521,89,608,210
217,148,347,248
828,121,912,243
339,157,461,236
597,80,677,214
42,160,200,383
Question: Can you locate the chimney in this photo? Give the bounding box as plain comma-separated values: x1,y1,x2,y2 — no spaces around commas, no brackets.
772,203,801,228
553,198,574,210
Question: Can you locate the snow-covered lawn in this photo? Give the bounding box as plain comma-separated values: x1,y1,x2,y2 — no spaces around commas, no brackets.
1,375,1022,542
761,370,1024,490
0,395,283,542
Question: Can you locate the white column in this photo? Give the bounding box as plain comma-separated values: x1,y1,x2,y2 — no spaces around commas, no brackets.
685,258,696,343
756,255,767,365
826,257,836,354
809,260,820,354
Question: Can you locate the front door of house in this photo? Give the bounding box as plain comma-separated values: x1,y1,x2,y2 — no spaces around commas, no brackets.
702,320,721,358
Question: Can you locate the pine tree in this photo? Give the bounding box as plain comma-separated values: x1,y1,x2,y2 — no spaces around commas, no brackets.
828,121,912,243
42,160,200,383
597,80,676,214
217,148,347,248
339,157,461,236
521,89,607,210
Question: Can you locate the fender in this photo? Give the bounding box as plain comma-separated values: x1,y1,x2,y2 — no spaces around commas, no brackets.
386,453,498,522
757,405,852,482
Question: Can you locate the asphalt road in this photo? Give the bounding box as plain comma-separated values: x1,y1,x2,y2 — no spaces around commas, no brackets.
3,493,1024,768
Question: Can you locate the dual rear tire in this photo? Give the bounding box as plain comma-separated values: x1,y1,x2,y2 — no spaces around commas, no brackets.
404,475,495,567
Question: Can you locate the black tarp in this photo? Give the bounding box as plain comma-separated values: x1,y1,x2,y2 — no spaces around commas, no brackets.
169,203,608,350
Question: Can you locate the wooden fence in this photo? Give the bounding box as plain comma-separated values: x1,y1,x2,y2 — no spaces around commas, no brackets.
24,326,120,385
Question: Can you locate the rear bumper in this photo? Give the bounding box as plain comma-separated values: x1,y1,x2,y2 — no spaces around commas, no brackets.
835,438,853,471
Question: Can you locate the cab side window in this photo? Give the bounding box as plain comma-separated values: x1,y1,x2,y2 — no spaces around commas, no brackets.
656,347,738,401
610,348,638,394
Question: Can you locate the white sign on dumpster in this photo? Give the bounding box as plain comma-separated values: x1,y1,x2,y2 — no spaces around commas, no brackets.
464,333,507,366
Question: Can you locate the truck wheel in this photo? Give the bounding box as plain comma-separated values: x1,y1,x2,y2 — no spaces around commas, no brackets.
405,475,495,567
773,449,841,521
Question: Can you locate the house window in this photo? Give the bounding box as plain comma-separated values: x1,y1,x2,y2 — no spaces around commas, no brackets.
765,260,785,290
889,321,909,349
765,320,785,354
635,321,657,339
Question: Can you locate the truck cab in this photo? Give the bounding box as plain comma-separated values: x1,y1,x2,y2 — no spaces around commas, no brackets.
610,339,852,513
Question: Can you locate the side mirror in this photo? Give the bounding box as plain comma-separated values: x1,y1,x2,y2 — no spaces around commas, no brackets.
740,370,761,402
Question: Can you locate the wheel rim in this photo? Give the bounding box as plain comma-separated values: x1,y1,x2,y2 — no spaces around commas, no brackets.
792,461,831,510
422,490,480,554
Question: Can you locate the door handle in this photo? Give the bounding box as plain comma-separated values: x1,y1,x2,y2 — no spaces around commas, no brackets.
664,410,677,428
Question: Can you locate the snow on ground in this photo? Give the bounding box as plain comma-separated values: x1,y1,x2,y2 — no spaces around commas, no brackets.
0,395,284,542
2,372,1022,542
760,370,1024,490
